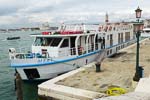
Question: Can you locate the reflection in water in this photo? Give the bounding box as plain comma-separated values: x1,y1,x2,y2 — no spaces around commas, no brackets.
23,81,42,100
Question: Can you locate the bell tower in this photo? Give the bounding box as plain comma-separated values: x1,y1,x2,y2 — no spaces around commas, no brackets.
105,12,109,23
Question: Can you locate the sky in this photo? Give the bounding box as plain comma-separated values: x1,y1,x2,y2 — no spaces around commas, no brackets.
0,0,149,28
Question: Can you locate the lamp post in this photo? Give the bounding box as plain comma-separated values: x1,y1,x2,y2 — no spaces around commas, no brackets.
133,6,143,82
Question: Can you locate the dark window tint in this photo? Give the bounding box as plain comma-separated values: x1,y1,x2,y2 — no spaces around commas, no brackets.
24,68,40,80
51,38,62,46
34,37,43,46
61,39,69,48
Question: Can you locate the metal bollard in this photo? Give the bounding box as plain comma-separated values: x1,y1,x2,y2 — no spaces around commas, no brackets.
138,66,144,78
133,66,144,82
95,63,101,72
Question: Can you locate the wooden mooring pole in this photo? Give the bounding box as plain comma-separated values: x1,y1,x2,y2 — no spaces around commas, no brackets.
15,71,23,100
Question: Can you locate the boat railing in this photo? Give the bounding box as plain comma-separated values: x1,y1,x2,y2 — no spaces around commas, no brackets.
76,43,100,55
58,46,89,57
70,47,76,55
14,52,39,59
12,42,100,59
87,43,94,52
57,47,77,57
16,47,31,53
69,42,100,56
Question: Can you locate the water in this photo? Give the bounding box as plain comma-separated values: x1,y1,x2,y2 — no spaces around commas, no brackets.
0,31,42,100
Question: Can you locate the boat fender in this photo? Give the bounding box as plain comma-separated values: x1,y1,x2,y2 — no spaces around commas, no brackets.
9,48,16,53
9,48,16,59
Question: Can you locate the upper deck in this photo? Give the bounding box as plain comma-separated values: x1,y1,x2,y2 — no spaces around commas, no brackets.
31,24,101,37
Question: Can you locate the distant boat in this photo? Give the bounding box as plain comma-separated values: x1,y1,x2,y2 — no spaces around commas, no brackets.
7,36,20,40
141,28,150,37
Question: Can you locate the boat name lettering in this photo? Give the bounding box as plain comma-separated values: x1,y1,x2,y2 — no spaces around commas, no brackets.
38,58,51,63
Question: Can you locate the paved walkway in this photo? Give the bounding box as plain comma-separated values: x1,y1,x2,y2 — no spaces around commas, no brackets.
38,39,150,100
96,78,150,100
57,39,150,93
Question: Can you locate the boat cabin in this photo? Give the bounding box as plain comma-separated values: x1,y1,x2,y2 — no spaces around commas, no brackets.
31,32,104,58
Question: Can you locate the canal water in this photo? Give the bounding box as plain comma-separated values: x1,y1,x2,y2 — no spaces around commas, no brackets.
0,31,42,100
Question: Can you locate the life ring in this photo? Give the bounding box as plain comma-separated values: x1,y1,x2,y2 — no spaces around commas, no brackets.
106,87,126,96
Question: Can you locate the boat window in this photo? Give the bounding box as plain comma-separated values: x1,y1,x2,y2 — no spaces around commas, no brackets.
34,37,61,46
110,49,112,54
51,38,62,47
34,37,43,46
45,38,53,46
145,31,150,33
107,50,109,55
60,39,69,48
34,37,52,46
41,38,53,46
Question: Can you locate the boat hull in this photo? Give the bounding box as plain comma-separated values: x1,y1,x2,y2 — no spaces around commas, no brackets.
15,52,100,80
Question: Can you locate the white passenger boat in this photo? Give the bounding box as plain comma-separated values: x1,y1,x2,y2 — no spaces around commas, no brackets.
9,23,135,80
141,28,150,37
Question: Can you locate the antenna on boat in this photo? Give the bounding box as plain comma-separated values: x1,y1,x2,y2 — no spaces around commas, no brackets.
59,21,65,31
83,23,86,33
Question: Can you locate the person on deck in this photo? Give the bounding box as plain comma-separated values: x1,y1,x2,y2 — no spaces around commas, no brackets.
102,37,105,49
98,37,103,49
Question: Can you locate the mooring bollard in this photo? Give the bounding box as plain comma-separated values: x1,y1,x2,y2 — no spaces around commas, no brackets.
139,66,144,78
15,72,23,100
133,66,144,82
95,63,101,72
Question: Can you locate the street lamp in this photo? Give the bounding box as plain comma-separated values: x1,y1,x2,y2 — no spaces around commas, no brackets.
135,6,142,19
133,6,143,82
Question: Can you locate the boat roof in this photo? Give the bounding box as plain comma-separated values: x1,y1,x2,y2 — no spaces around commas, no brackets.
30,32,104,37
143,28,150,31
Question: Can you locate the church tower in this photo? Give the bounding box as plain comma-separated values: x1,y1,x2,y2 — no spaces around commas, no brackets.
105,12,109,23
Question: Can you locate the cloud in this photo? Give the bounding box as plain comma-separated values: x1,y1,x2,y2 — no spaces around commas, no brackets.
0,0,149,28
